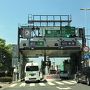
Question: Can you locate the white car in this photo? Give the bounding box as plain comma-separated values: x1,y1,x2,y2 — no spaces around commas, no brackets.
25,62,41,83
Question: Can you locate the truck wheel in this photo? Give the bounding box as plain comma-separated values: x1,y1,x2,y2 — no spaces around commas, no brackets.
76,77,80,83
25,81,28,83
37,80,40,83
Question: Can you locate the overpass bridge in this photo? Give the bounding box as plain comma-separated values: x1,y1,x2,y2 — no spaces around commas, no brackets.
17,15,86,79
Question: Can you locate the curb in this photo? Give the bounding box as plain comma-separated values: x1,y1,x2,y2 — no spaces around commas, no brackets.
0,79,22,89
12,80,21,83
0,82,10,89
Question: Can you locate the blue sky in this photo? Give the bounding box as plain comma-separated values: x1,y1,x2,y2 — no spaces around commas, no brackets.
0,0,90,45
29,57,67,69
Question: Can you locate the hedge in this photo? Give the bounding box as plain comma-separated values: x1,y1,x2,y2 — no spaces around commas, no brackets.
0,77,12,82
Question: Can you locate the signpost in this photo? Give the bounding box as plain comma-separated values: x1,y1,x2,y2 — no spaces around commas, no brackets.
82,46,90,59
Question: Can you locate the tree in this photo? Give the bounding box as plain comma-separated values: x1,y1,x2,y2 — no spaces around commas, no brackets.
0,38,12,72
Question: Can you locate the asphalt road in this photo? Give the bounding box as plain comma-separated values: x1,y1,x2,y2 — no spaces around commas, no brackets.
1,80,90,90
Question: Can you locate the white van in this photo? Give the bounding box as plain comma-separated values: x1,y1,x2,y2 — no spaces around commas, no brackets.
25,62,41,82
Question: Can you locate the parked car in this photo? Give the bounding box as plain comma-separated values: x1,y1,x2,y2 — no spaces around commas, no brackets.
60,71,70,79
75,67,90,86
50,70,57,74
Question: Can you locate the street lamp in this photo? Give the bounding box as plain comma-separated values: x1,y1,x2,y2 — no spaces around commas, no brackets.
80,8,90,10
80,8,90,46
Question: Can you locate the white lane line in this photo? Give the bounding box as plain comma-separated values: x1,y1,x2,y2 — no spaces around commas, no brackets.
56,86,72,90
30,83,35,86
9,84,17,87
48,82,55,85
39,83,46,86
20,83,26,87
55,81,64,85
69,81,77,84
62,81,75,85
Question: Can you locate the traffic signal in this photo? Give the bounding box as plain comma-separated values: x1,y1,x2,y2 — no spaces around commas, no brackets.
48,61,51,67
41,60,51,67
41,61,46,67
46,61,51,67
79,28,85,38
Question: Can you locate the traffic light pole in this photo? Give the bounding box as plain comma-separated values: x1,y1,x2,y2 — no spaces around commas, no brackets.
17,27,22,81
43,50,46,75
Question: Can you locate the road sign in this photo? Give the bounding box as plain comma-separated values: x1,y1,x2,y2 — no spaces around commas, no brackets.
83,53,90,59
45,26,75,37
25,30,30,36
83,46,89,52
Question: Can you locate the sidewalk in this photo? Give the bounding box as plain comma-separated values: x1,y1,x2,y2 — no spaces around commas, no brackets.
0,82,11,89
0,78,25,88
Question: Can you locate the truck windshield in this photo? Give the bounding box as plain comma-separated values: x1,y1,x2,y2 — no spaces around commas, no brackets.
26,66,39,71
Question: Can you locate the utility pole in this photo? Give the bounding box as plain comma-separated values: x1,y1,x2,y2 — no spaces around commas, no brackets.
80,8,90,46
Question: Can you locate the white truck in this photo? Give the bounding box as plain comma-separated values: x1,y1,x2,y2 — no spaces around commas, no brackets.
25,62,41,82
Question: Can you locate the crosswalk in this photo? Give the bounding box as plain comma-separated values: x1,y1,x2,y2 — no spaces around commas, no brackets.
9,80,77,88
20,83,26,87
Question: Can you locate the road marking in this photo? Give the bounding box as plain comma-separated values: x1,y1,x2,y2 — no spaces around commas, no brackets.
9,84,17,87
56,86,72,90
69,80,77,84
48,82,55,85
55,81,64,85
8,80,76,88
30,83,35,86
62,81,75,85
39,83,46,86
20,83,26,87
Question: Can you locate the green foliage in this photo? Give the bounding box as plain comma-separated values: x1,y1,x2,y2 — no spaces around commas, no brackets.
0,63,2,67
0,38,12,72
0,77,12,82
0,38,5,49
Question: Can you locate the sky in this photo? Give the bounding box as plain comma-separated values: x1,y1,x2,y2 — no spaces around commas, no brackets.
29,57,67,70
0,0,90,45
